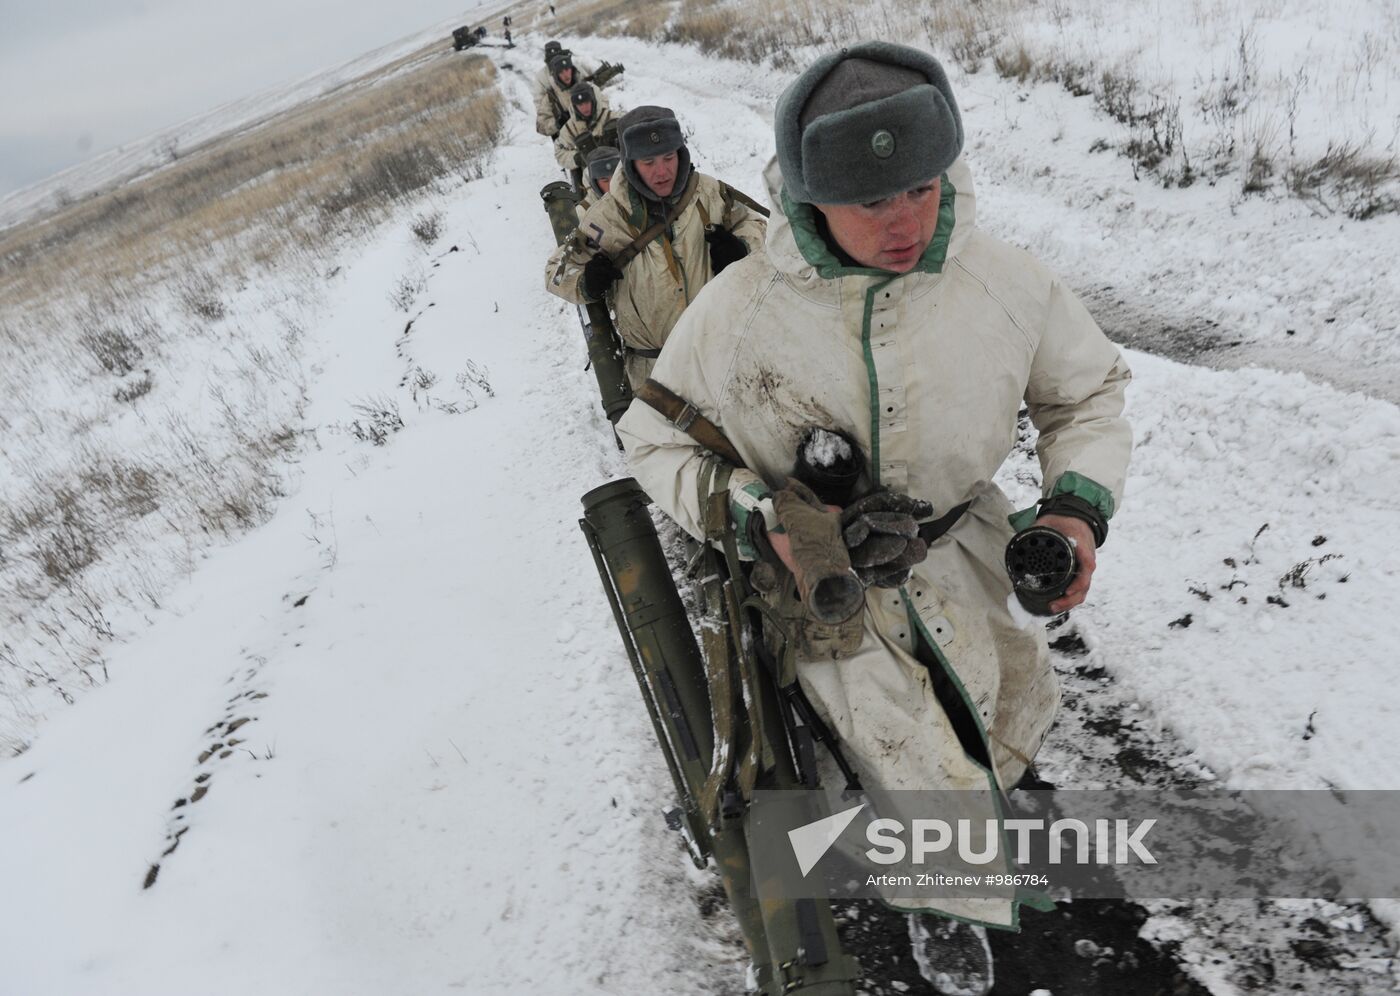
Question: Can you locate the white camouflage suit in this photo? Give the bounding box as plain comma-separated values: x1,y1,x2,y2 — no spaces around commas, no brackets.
616,156,1132,926
533,59,595,138
545,168,767,388
553,94,615,174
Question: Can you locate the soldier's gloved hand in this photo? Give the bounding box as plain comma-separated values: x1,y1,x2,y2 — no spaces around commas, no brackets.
705,227,748,275
771,478,865,624
841,489,935,588
581,253,622,301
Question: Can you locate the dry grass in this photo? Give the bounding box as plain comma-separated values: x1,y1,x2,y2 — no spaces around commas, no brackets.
521,0,1397,217
994,44,1036,84
1287,141,1400,220
0,42,506,754
0,52,503,311
924,2,1002,75
493,0,674,47
662,0,864,64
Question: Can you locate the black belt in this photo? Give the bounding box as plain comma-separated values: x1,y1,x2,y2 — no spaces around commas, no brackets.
626,346,662,358
917,501,971,544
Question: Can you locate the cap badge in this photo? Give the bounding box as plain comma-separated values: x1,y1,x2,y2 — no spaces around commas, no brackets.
871,129,896,159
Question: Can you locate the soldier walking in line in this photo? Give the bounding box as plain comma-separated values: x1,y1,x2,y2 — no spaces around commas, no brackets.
545,106,767,389
554,83,618,189
615,43,1132,993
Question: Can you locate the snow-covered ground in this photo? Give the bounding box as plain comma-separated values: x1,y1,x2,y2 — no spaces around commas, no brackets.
0,71,739,992
2,13,1399,995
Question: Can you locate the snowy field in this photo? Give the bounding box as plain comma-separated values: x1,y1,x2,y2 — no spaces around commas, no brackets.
3,4,1400,994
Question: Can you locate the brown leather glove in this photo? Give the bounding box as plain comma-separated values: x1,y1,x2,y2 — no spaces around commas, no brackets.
771,478,865,624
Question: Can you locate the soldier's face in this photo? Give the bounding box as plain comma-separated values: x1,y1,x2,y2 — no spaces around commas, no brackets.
815,178,941,273
559,67,575,86
576,100,594,118
597,176,612,195
635,152,679,198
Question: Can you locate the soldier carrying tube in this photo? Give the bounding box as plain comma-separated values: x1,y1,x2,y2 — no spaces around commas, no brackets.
534,41,625,140
545,106,767,391
614,41,1132,995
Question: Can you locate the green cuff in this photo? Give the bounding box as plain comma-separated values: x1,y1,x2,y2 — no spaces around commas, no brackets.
1008,472,1117,533
1008,504,1039,533
730,482,775,561
1047,471,1116,520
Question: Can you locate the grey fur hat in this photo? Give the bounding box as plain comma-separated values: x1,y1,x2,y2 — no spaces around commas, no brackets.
569,82,596,113
617,105,685,160
584,145,621,197
584,144,621,172
617,106,691,203
548,51,575,81
775,42,963,205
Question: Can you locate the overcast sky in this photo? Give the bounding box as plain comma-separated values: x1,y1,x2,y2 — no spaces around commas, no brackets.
0,0,489,198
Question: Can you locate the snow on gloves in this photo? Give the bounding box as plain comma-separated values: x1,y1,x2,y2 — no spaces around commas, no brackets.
771,478,865,624
841,489,934,588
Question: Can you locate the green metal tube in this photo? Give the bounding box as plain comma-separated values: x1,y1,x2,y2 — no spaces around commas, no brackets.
540,180,582,244
580,479,714,843
581,479,857,994
581,300,632,424
540,183,633,423
580,515,696,833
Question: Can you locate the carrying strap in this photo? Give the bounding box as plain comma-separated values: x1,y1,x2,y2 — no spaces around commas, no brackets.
571,111,615,161
718,181,771,219
682,404,867,802
611,173,701,270
697,465,739,824
635,378,747,468
701,462,774,813
546,86,566,121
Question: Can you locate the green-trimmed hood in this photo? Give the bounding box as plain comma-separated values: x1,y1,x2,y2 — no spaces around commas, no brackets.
761,153,978,287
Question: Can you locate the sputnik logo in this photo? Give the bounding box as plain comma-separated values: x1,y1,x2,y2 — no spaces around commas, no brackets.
787,802,867,877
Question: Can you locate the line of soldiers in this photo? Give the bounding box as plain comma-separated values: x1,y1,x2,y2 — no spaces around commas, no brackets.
535,40,768,390
538,37,1133,996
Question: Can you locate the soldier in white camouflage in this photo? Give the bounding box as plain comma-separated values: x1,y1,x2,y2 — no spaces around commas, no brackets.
534,48,595,140
616,43,1133,994
544,106,767,389
553,83,618,188
575,145,620,221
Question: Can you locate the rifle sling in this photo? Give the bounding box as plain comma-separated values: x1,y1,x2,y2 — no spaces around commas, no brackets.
636,378,746,469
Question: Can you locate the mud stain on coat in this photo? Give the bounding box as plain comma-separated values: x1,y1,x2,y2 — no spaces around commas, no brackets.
735,367,843,457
